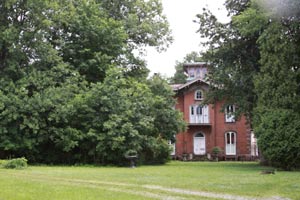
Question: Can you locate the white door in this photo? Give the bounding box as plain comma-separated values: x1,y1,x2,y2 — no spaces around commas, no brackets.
225,132,236,155
194,133,205,155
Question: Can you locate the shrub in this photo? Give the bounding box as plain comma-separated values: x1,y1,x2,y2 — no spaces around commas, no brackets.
0,160,7,166
2,157,28,169
139,137,171,164
254,109,300,170
212,146,222,156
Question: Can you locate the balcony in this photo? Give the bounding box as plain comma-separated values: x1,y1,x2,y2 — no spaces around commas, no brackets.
189,105,210,125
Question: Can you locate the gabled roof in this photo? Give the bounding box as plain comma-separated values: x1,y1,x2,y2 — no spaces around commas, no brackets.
171,77,210,92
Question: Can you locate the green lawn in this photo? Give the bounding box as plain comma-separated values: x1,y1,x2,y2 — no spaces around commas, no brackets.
0,161,299,200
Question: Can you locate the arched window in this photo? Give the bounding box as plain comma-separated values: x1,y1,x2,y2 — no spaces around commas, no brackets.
195,90,203,100
225,132,236,155
190,106,194,115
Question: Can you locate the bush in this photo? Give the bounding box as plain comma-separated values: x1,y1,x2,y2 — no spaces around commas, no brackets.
2,157,28,169
254,109,300,170
0,160,7,166
212,146,222,156
139,137,171,165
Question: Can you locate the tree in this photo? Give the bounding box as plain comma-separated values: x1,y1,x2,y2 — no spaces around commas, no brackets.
0,64,87,163
61,69,185,164
0,0,182,165
98,0,173,78
0,0,172,82
194,0,259,119
251,0,300,170
98,0,172,51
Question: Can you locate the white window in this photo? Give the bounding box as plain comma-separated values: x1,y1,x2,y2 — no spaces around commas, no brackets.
195,90,203,100
189,68,195,78
202,68,207,78
196,68,201,77
225,105,235,122
196,105,202,115
225,132,236,155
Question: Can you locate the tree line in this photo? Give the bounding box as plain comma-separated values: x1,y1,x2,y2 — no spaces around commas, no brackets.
0,0,185,165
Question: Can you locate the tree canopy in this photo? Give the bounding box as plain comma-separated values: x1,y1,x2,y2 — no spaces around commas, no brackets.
0,0,184,165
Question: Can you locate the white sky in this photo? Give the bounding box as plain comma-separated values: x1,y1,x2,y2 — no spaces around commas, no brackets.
145,0,228,77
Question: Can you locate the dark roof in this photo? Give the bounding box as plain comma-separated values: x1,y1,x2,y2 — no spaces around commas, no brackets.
171,77,210,92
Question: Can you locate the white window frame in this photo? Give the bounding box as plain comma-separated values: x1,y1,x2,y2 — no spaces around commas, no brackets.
194,90,203,100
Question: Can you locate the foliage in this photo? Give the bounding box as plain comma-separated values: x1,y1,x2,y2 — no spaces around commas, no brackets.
252,0,300,170
195,0,258,119
211,146,222,156
148,74,186,141
0,0,171,81
98,0,172,78
2,157,28,169
139,137,171,164
99,0,172,51
254,109,300,170
64,69,185,165
0,0,181,165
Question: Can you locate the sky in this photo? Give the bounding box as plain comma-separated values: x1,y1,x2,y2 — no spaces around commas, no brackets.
144,0,228,77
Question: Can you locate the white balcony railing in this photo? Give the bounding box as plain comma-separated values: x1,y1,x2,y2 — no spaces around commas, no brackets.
189,105,209,124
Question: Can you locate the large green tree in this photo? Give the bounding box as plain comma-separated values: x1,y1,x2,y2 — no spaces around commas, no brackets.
251,0,300,170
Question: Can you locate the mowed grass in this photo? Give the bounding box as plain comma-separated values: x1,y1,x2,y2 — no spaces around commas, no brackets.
0,161,300,200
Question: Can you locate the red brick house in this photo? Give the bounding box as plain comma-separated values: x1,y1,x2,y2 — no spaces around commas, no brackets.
171,62,258,161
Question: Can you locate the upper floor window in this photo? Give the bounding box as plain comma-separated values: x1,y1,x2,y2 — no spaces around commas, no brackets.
196,68,201,77
196,105,202,115
195,90,203,100
202,68,207,78
189,68,195,78
225,105,235,122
